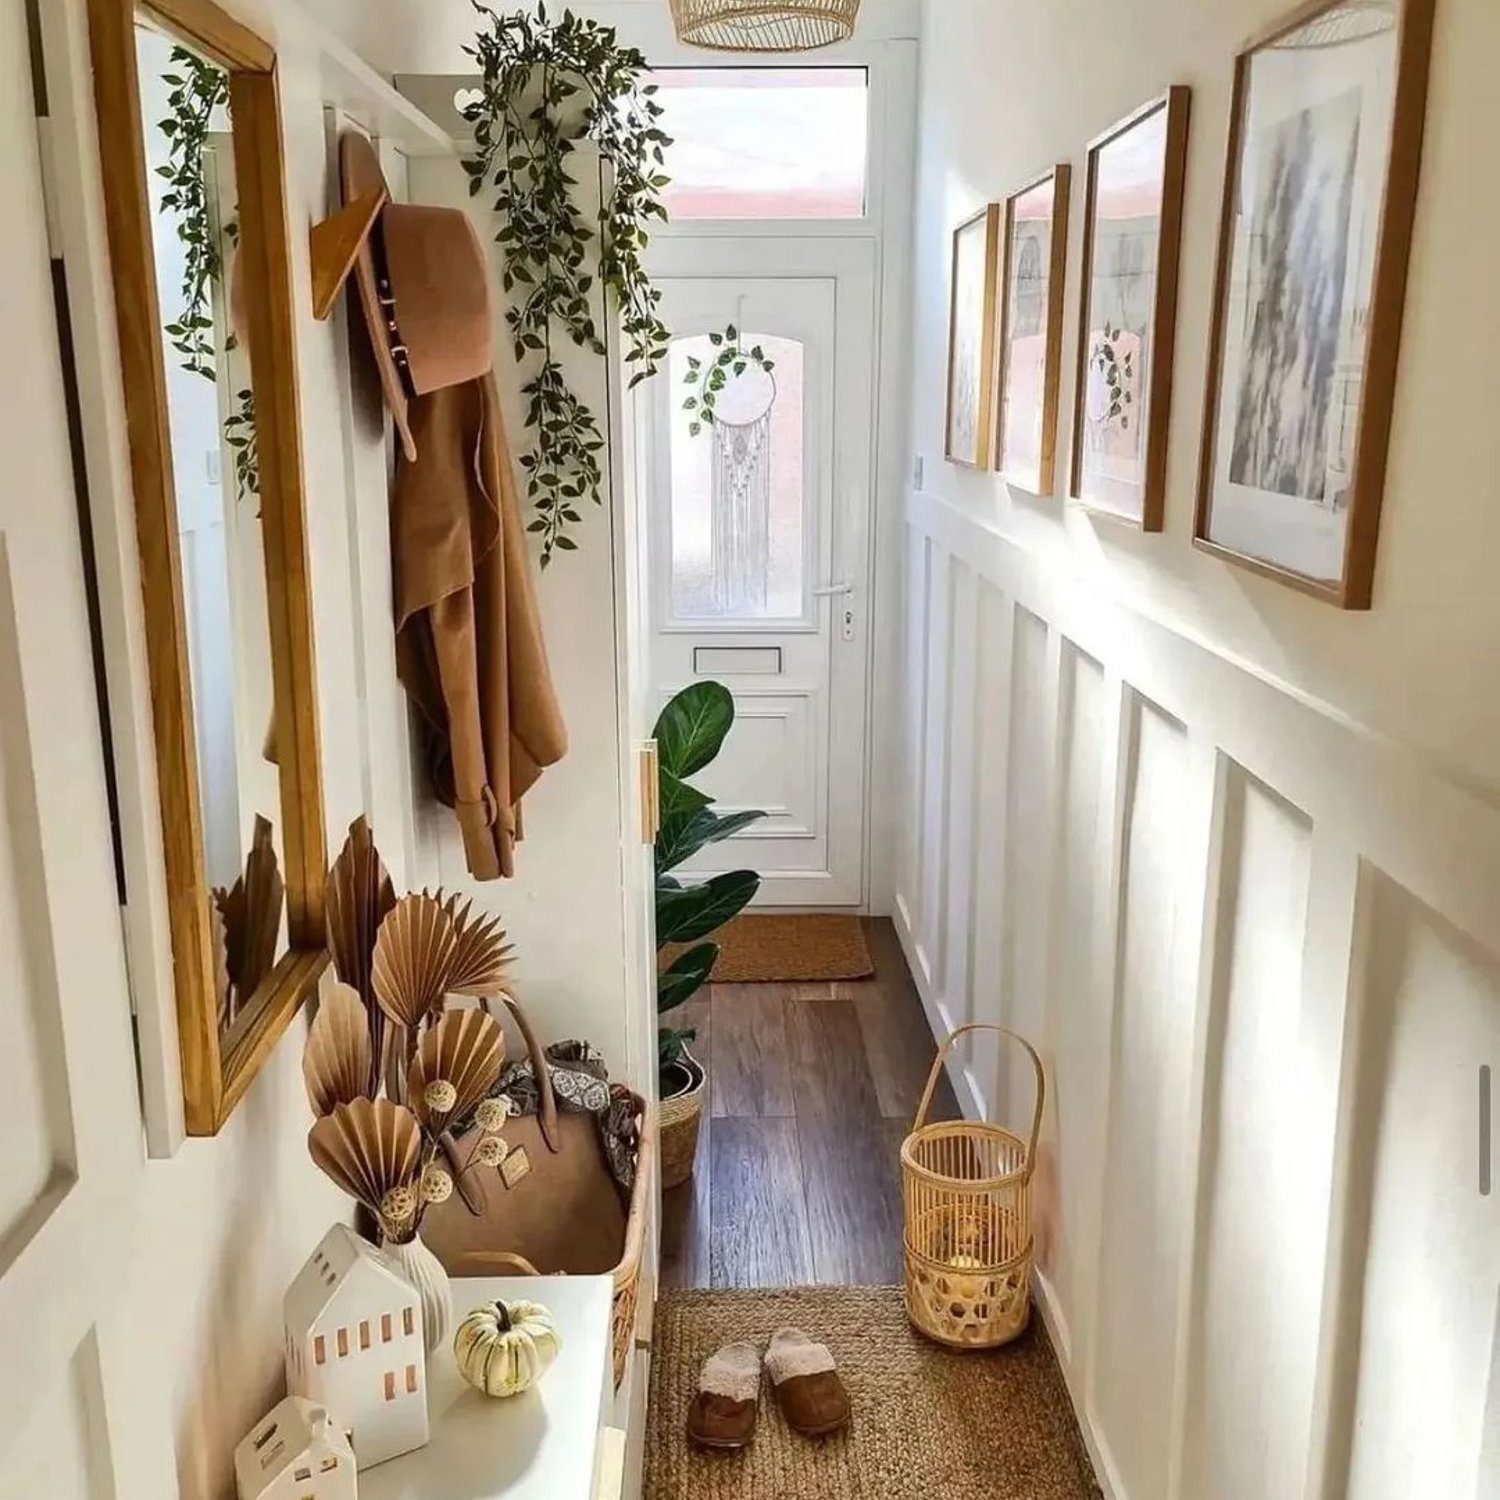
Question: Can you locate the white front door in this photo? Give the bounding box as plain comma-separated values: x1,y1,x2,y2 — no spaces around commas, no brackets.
643,240,876,907
0,7,173,1495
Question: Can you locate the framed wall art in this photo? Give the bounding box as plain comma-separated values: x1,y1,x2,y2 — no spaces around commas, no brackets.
945,203,1002,468
1072,88,1191,529
995,165,1071,494
1195,0,1436,607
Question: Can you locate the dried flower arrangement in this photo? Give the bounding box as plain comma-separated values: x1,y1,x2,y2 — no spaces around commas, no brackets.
305,818,520,1248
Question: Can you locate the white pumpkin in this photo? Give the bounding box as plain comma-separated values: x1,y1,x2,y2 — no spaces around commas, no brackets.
453,1299,562,1398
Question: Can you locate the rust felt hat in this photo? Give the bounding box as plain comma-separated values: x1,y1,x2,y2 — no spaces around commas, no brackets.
339,130,494,461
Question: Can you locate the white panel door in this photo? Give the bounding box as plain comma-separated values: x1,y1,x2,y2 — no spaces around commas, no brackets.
0,8,171,1496
643,241,876,907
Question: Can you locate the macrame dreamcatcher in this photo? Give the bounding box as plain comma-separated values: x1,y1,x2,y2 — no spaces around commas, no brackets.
683,330,779,614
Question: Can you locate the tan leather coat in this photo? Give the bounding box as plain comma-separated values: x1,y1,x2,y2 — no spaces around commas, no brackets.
393,372,567,879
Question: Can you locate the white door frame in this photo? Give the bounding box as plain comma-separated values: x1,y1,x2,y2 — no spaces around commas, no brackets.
631,38,919,915
641,237,879,908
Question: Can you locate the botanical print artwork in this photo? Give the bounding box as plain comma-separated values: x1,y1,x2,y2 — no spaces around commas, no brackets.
1077,105,1168,519
999,179,1055,488
946,210,995,466
1228,87,1362,506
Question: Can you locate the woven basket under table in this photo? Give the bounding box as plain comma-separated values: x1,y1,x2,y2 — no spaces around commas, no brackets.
901,1025,1044,1350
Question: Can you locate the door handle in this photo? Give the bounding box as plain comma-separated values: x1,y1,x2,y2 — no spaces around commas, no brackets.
812,581,854,598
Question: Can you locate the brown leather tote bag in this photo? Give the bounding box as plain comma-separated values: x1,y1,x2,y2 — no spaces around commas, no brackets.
420,996,629,1277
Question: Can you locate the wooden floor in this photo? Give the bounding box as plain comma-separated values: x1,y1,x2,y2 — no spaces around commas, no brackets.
659,918,960,1291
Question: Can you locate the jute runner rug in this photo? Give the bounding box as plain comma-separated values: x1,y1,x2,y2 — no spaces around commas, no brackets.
645,1286,1099,1499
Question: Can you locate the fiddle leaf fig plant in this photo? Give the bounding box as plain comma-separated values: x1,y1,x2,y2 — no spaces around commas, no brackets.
654,682,764,1084
463,0,672,566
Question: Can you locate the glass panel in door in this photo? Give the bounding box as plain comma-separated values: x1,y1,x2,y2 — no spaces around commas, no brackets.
668,332,807,622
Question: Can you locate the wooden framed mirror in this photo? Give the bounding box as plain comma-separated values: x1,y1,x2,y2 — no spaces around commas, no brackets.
85,0,327,1133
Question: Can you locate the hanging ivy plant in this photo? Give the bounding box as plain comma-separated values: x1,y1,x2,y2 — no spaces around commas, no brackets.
155,46,259,504
156,46,229,380
463,1,672,565
223,388,258,510
682,325,776,438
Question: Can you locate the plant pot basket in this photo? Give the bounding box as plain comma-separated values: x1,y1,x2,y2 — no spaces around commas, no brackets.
901,1025,1043,1350
658,1050,706,1191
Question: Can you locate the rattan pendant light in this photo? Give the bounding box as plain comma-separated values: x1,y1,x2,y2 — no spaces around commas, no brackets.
670,0,863,52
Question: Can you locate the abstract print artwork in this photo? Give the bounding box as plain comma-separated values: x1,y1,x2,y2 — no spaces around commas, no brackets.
996,167,1069,495
1197,0,1432,606
1227,88,1361,502
1073,89,1189,527
945,206,1000,468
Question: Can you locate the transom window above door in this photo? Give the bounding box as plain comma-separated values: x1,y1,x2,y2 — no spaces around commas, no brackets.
651,68,869,219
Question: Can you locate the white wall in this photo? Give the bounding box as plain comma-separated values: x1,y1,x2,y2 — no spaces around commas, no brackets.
898,3,1499,1498
40,1,453,1495
908,0,1500,797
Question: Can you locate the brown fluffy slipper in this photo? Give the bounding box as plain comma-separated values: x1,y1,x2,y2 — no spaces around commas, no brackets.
686,1340,761,1451
766,1327,851,1438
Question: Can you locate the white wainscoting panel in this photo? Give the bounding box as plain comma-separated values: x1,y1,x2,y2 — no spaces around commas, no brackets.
1181,768,1319,1500
998,608,1053,1132
1033,638,1107,1370
1091,692,1198,1500
917,544,954,993
893,489,1500,1500
1334,873,1499,1500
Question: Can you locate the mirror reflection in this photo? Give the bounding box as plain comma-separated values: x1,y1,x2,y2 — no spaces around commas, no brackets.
136,18,287,1040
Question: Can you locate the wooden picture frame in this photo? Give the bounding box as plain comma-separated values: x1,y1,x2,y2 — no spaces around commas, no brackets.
944,204,1002,469
1070,88,1191,530
1194,0,1436,607
85,0,328,1133
994,164,1071,495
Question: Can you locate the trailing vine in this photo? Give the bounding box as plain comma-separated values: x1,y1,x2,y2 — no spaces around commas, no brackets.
155,45,259,503
156,48,230,379
463,1,672,565
682,325,776,438
224,388,258,510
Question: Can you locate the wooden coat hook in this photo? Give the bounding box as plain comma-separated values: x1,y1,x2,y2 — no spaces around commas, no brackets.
309,187,387,321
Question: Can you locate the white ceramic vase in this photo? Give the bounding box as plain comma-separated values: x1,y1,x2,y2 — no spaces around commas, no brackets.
381,1234,452,1356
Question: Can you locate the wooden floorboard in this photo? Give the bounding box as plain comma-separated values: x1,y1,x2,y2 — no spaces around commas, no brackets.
667,917,957,1291
858,918,962,1123
708,1117,814,1289
709,983,794,1118
786,998,907,1286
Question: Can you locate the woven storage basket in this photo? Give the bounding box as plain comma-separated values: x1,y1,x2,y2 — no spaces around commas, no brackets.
901,1024,1044,1349
451,1104,655,1389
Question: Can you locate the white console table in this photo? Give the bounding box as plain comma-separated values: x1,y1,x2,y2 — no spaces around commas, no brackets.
360,1274,622,1500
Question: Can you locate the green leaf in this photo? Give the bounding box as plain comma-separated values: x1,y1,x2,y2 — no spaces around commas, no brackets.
657,805,765,874
657,942,718,1013
656,871,760,946
658,770,711,828
653,680,734,779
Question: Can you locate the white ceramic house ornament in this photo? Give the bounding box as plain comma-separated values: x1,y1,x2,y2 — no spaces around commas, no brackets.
234,1396,356,1500
284,1224,429,1468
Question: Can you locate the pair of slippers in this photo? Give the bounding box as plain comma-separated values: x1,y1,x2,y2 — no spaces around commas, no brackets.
687,1328,851,1451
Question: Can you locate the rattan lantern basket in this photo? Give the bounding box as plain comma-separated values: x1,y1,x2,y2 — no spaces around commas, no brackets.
670,0,862,52
901,1024,1044,1349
